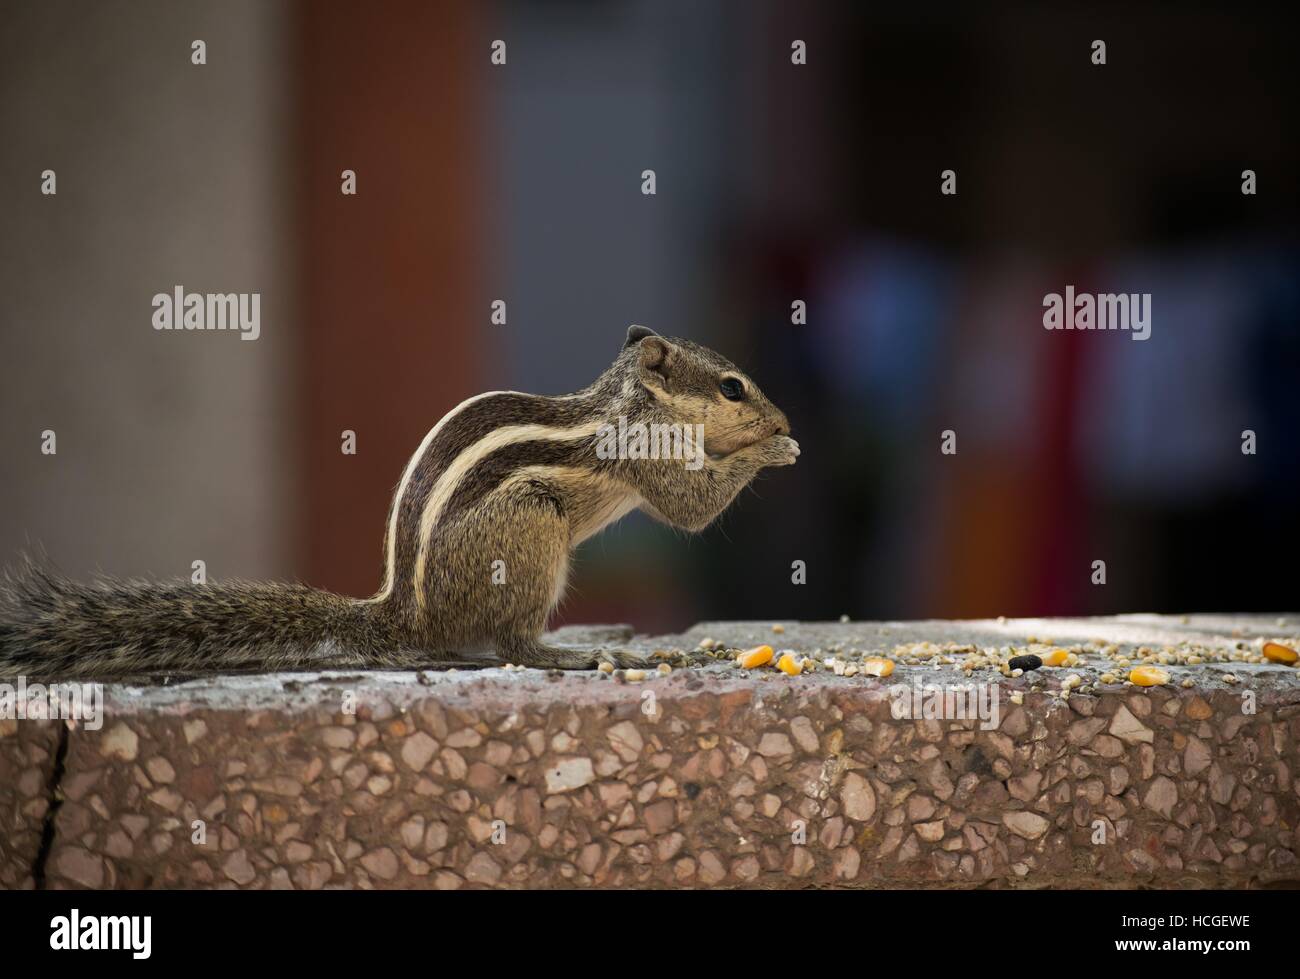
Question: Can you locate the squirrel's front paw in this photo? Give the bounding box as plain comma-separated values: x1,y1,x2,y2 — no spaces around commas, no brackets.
760,435,800,467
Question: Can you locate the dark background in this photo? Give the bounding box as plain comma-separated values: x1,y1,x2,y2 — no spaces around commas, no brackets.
1,1,1296,633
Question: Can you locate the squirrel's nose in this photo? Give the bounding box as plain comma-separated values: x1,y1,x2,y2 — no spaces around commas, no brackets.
770,413,791,437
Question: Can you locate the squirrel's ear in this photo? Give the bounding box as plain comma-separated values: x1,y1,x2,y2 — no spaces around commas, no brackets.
632,333,676,389
624,324,659,348
626,325,675,387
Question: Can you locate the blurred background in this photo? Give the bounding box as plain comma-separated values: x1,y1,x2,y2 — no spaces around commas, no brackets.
1,0,1296,633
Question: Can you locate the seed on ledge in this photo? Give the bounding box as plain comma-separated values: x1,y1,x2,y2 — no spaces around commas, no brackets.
1041,649,1069,667
657,663,672,675
771,623,786,634
776,653,802,676
861,658,895,678
1263,642,1298,665
739,645,774,669
1008,654,1043,672
1129,666,1170,687
623,669,648,682
597,661,614,674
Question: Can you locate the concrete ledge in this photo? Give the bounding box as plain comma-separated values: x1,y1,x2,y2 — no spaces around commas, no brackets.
7,616,1300,888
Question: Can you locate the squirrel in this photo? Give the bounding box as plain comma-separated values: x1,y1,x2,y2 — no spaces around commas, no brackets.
0,326,798,679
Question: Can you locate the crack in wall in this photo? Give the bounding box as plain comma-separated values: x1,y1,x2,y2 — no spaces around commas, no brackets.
31,721,69,889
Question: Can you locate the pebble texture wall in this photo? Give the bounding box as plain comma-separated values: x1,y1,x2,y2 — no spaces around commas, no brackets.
3,616,1298,889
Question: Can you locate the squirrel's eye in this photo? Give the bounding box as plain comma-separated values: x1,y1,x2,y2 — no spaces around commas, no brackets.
719,378,744,401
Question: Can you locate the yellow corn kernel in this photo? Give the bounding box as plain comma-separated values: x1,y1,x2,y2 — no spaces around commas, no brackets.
1263,642,1298,665
861,657,895,677
739,645,774,669
776,653,802,676
1041,649,1069,667
1129,666,1170,687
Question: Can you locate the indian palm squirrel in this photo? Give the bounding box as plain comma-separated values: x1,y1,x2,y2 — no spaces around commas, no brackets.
0,326,798,678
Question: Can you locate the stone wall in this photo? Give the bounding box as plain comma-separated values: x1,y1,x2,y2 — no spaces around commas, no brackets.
2,616,1298,888
0,717,61,889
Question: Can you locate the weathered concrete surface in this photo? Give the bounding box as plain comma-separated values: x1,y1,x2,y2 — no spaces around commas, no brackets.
7,615,1300,889
0,717,61,889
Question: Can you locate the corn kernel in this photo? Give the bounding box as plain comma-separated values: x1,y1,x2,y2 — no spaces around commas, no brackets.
1263,642,1298,665
776,653,802,676
1129,666,1170,687
1041,649,1069,667
861,657,895,677
739,645,774,669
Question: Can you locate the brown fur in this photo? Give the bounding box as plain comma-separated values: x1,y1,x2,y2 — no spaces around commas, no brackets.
0,328,796,679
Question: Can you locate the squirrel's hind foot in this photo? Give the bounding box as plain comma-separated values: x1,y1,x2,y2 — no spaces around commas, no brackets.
497,639,645,671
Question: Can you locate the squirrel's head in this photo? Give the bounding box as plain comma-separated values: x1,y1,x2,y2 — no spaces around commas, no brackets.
618,325,790,457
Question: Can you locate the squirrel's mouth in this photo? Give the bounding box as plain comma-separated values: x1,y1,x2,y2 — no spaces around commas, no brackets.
701,413,791,460
704,430,766,460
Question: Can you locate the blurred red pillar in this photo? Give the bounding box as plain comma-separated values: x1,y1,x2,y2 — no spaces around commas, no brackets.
294,0,487,596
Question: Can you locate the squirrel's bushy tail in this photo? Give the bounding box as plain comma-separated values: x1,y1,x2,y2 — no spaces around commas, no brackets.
0,558,400,680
